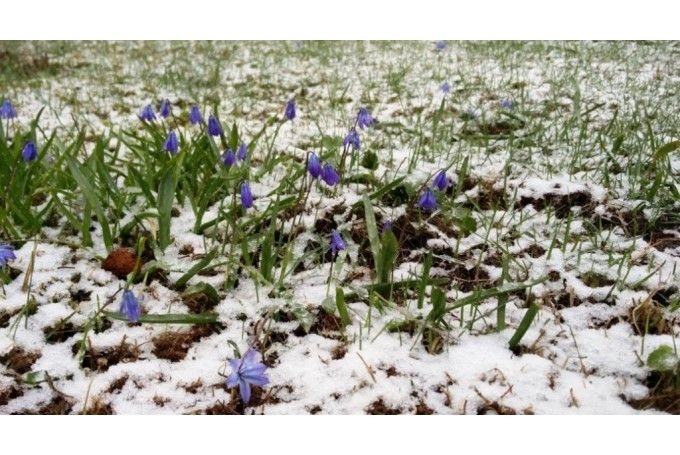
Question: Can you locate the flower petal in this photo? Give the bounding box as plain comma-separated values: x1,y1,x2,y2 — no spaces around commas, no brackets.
239,379,251,404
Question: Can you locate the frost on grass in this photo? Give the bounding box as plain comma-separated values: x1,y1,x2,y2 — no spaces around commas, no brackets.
1,41,679,414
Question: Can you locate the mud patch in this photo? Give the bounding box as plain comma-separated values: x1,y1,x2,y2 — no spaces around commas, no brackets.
1,347,41,374
152,324,222,362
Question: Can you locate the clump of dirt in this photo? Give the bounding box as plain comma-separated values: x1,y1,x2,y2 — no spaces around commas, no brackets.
81,397,114,415
414,401,434,415
625,299,671,336
182,288,220,313
449,264,491,292
579,272,615,288
152,324,221,362
476,402,519,415
0,347,41,374
516,191,592,219
366,398,400,415
463,181,510,210
422,327,445,355
102,247,139,279
645,230,680,251
523,244,546,258
197,386,279,415
70,288,92,302
331,343,347,360
72,337,141,372
0,384,24,406
0,311,10,328
180,379,203,394
626,371,680,414
293,308,344,339
43,320,79,343
307,404,322,414
106,375,129,394
18,395,74,415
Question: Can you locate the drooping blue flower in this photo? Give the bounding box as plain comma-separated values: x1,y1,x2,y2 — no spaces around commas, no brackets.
139,104,156,122
0,244,16,265
418,188,438,212
208,114,223,137
189,105,203,125
321,163,340,186
356,107,375,129
164,130,179,154
435,40,446,50
119,289,141,323
240,181,254,209
500,99,513,110
221,149,236,167
440,82,451,94
0,100,17,119
433,169,449,191
330,230,347,255
227,347,269,404
22,141,37,162
343,130,361,151
159,99,171,118
285,99,296,120
308,152,322,179
237,142,248,161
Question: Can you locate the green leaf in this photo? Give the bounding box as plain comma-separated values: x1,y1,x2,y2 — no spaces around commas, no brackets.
378,230,398,285
454,214,477,235
653,140,680,161
181,282,219,306
417,252,432,309
361,151,379,170
336,286,350,327
428,287,447,322
104,310,218,324
362,195,382,280
67,157,113,251
289,304,314,333
157,164,178,252
647,345,679,372
508,303,539,350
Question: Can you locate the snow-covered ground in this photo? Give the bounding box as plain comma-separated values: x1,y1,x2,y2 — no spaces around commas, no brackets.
1,41,679,414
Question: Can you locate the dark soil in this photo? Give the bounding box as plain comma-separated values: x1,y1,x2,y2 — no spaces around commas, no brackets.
1,347,41,374
152,324,222,362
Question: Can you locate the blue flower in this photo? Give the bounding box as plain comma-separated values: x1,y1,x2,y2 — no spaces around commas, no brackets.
159,99,171,118
435,40,446,50
356,107,375,129
285,99,296,120
189,105,203,125
221,149,236,167
0,100,17,119
321,163,340,186
440,82,451,94
308,152,322,179
139,104,156,122
0,244,16,265
227,347,269,404
237,142,248,161
500,99,513,110
208,114,223,137
120,289,141,323
22,141,37,162
418,188,438,212
382,220,393,232
343,130,361,151
241,181,254,209
164,130,179,154
330,230,347,255
433,169,449,191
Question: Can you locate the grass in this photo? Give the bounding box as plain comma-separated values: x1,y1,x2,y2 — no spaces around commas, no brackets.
0,40,679,414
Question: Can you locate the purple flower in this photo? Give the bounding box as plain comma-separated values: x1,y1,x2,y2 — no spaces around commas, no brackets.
285,99,296,120
227,347,269,404
500,99,513,110
164,130,179,154
237,142,247,161
221,149,236,167
308,152,322,179
343,130,361,151
356,107,375,129
139,104,156,122
0,100,17,119
189,105,203,125
159,99,171,118
22,141,37,162
330,230,347,255
418,188,437,212
119,289,140,323
208,114,223,137
321,163,340,186
240,181,254,209
433,170,449,191
435,41,446,50
0,244,16,265
382,220,393,232
440,82,451,94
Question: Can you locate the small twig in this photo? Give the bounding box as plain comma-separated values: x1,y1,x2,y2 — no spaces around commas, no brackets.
356,352,377,384
44,372,75,401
